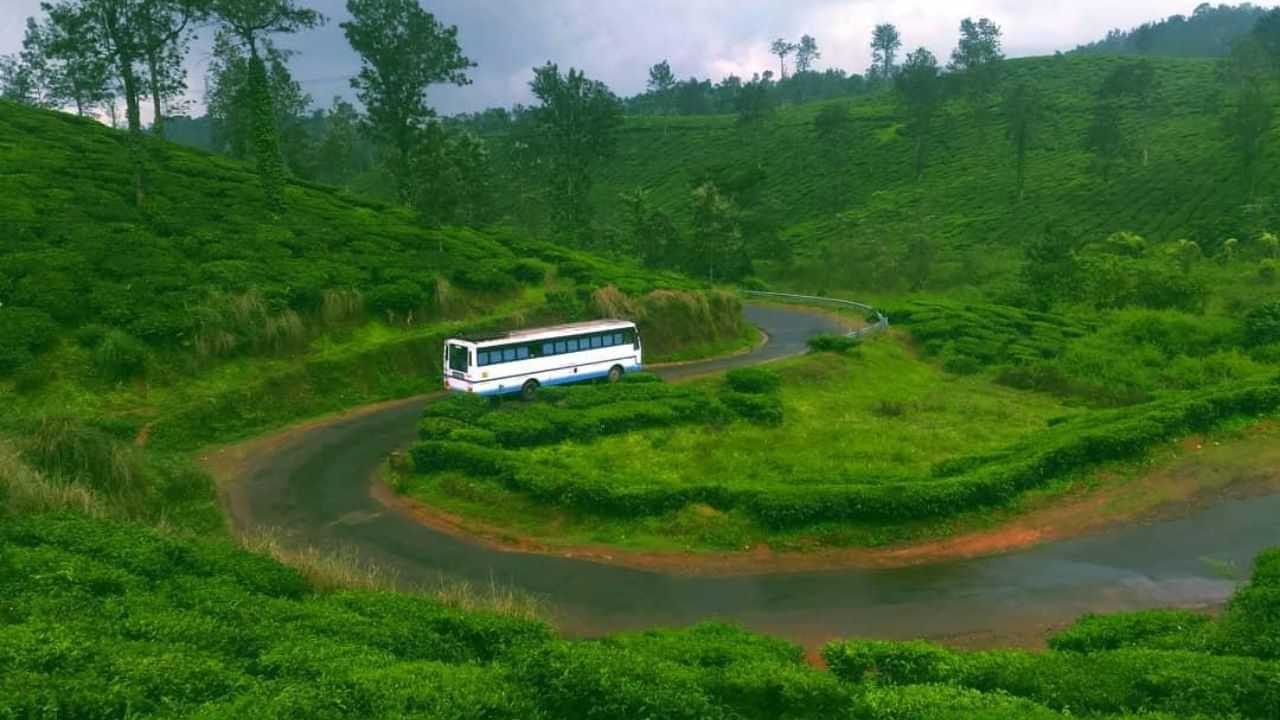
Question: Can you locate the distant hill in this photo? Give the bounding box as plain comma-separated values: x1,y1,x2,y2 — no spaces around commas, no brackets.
1074,3,1272,57
563,53,1279,292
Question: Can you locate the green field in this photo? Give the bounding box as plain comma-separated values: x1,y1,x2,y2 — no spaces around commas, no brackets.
399,337,1075,551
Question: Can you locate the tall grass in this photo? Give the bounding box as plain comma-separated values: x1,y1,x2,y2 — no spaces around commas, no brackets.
239,528,544,620
0,439,101,517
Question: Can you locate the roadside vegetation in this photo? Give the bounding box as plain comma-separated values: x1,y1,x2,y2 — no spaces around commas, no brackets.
2,510,1277,719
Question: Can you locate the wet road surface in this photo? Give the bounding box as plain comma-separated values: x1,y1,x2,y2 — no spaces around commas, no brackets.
227,303,1280,645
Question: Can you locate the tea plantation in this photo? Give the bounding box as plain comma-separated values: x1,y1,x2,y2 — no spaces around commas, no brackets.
2,510,1276,719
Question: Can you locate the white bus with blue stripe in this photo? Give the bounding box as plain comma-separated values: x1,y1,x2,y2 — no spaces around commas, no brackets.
443,319,642,398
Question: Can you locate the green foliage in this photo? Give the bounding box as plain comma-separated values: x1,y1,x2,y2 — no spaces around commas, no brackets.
1049,610,1216,653
721,391,784,426
1217,549,1280,660
0,306,58,373
342,0,474,202
826,637,1280,719
4,508,1279,720
807,333,862,354
93,329,149,381
724,367,781,395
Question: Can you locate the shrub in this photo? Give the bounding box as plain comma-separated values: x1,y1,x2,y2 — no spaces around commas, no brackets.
93,329,149,381
722,391,783,426
1217,548,1280,660
74,323,110,349
724,367,781,395
1245,302,1280,347
506,259,546,284
826,639,1280,718
367,280,426,316
0,306,58,374
451,267,517,293
1049,610,1216,653
872,399,908,418
556,260,593,282
620,371,662,384
807,334,862,354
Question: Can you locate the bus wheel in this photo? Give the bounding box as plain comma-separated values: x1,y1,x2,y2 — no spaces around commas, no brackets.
521,379,540,401
608,365,624,384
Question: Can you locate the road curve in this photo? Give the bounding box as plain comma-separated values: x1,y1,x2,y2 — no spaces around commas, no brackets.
225,303,1280,646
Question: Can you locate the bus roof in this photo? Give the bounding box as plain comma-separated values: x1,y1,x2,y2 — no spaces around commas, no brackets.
454,319,635,346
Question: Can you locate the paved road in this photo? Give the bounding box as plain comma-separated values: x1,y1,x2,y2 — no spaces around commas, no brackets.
227,303,1280,646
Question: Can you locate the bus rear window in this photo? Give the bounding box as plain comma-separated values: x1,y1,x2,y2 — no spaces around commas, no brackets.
448,344,470,372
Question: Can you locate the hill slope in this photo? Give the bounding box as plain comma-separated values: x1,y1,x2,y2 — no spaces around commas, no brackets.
0,101,748,456
579,54,1277,290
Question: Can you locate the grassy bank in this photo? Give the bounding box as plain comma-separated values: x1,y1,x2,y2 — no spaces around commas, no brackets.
2,510,1276,719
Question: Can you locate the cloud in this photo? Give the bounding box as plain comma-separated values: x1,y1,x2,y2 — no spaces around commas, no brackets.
2,0,1202,116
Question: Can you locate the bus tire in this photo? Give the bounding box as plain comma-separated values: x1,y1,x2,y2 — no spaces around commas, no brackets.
608,365,624,384
521,379,540,401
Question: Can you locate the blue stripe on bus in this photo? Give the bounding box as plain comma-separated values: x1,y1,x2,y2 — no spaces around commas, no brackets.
469,365,641,396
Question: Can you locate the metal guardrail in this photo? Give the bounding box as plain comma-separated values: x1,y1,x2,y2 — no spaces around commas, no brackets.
741,290,890,339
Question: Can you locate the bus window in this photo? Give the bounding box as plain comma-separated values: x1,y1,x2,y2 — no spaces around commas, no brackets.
503,348,516,362
613,333,624,346
543,342,554,355
603,334,614,347
517,346,530,360
555,340,567,354
449,344,470,372
591,335,602,348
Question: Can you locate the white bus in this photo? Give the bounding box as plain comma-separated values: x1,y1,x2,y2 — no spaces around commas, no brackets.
443,319,643,398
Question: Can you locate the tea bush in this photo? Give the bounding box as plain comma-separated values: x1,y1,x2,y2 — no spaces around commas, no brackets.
411,375,1280,529
1048,609,1217,653
3,509,1277,719
807,334,862,354
725,367,782,395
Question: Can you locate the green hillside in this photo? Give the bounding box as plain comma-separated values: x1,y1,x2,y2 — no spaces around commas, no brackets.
0,101,746,450
584,54,1276,290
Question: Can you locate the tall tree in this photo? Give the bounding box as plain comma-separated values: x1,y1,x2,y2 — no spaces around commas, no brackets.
646,59,676,115
895,47,943,179
136,0,197,138
870,23,902,83
41,0,158,204
795,34,820,73
688,182,744,282
206,0,324,210
813,101,854,209
0,52,48,106
23,9,112,115
770,38,797,79
205,29,310,169
1250,7,1280,65
1098,60,1160,166
948,17,1005,127
1222,77,1273,196
341,0,474,204
523,63,623,237
409,123,492,230
1085,99,1127,182
1221,36,1273,195
619,188,679,268
1002,81,1042,200
314,96,367,186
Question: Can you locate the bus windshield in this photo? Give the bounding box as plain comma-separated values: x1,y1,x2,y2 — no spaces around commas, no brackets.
448,344,470,373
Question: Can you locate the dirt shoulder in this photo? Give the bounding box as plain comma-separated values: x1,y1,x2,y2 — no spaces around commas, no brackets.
373,423,1280,577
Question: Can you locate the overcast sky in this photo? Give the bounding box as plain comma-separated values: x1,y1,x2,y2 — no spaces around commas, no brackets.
0,1,1221,116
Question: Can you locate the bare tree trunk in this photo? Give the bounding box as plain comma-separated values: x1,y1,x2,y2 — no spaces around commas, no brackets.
147,50,164,139
120,63,146,206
